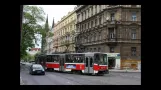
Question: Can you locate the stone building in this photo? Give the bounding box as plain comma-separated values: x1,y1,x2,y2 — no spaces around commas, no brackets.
75,5,141,69
53,8,77,53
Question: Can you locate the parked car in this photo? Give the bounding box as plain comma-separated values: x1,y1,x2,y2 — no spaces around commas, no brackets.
29,64,45,75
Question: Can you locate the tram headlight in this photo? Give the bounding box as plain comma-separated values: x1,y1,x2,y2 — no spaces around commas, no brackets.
33,69,35,71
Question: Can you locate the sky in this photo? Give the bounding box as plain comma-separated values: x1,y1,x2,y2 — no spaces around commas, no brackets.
34,5,76,48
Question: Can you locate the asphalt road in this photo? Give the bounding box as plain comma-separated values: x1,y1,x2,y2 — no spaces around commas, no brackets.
20,64,141,85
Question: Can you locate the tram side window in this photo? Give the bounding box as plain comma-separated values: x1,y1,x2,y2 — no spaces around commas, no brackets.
66,55,72,63
74,57,83,63
86,57,88,67
103,54,107,64
100,55,104,64
47,56,52,62
90,57,93,67
66,55,69,63
95,54,100,63
53,55,59,62
52,56,55,62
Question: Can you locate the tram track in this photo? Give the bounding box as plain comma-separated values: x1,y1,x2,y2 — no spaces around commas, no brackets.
47,71,113,85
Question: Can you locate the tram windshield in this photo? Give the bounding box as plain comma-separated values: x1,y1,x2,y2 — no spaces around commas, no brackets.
100,54,108,65
95,54,107,65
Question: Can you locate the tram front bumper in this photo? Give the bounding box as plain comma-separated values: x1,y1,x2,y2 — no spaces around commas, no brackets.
98,70,109,74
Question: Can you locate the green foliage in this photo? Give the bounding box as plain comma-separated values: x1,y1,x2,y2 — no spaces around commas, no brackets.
22,53,34,62
21,5,45,59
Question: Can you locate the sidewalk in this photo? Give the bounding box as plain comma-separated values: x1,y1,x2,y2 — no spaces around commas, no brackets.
20,77,24,85
109,69,141,73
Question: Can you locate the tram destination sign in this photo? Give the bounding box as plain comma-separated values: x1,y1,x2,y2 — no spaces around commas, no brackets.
66,64,76,69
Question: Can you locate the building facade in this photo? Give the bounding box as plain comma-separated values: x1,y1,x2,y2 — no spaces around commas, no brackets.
53,9,77,53
28,48,41,56
75,5,141,69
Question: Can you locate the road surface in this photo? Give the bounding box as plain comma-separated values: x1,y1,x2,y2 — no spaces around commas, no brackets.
20,64,141,85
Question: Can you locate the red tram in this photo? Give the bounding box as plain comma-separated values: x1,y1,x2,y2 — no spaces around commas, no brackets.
35,52,109,75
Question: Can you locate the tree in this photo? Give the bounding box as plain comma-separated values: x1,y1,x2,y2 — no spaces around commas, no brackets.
21,5,45,59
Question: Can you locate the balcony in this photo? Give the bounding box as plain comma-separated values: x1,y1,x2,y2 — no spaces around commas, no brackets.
53,44,58,48
105,34,118,46
107,20,116,24
65,32,70,36
64,40,70,46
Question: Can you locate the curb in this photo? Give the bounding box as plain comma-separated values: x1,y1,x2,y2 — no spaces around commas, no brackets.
109,70,141,73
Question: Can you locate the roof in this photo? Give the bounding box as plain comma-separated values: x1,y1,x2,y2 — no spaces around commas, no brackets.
30,48,41,51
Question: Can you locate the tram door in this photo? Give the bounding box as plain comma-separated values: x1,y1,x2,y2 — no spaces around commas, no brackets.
59,55,65,71
84,56,94,74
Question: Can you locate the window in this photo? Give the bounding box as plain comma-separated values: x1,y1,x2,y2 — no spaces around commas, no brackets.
99,16,102,24
88,9,90,17
94,34,96,41
99,5,101,11
82,12,83,21
98,47,101,52
92,35,94,41
110,47,114,53
90,48,92,52
84,11,86,19
86,10,88,18
95,19,97,26
131,47,136,56
85,57,88,67
132,12,137,21
86,48,88,52
90,36,92,42
95,54,100,63
131,29,136,39
111,13,115,21
90,57,93,67
91,21,93,27
66,36,68,40
70,25,72,30
109,28,114,38
85,38,87,43
91,7,93,15
94,48,96,52
46,56,52,62
95,5,97,13
88,22,90,29
87,36,89,42
73,25,75,29
52,55,59,62
99,33,101,40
